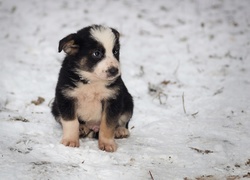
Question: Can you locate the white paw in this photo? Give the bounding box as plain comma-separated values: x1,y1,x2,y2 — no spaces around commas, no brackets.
115,127,130,139
98,138,117,152
60,119,80,147
61,137,79,147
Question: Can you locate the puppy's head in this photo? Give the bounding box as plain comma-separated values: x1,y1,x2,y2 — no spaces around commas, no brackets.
59,25,121,82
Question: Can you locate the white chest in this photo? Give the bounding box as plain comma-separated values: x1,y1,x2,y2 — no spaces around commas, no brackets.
65,82,117,122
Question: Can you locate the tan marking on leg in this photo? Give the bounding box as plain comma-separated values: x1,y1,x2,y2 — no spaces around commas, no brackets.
115,127,130,139
118,112,132,127
61,118,80,147
98,112,117,152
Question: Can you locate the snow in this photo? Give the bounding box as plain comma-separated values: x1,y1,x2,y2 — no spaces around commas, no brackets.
0,0,250,179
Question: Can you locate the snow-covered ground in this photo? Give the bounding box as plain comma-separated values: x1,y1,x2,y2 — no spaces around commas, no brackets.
0,0,250,179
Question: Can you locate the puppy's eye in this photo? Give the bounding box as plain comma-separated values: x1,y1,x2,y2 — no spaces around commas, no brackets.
92,50,103,59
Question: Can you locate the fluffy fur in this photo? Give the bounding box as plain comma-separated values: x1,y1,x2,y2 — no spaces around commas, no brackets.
51,25,134,152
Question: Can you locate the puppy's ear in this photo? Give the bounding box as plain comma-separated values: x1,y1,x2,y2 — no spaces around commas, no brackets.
58,33,79,55
111,28,120,39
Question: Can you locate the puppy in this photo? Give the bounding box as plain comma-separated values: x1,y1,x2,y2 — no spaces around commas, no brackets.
51,25,133,152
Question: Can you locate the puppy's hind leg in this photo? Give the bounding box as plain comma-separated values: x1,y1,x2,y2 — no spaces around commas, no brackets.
115,113,131,139
79,122,93,138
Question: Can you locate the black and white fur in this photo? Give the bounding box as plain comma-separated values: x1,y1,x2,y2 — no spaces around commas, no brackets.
51,25,133,152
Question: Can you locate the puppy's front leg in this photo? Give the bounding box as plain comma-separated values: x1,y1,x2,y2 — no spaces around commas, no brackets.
61,118,80,147
99,113,117,152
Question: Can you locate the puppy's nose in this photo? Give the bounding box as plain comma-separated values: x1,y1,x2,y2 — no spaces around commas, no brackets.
107,67,119,77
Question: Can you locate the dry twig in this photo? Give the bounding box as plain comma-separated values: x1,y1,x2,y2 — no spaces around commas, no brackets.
148,83,168,105
149,170,154,180
191,111,199,118
190,147,213,154
182,92,187,114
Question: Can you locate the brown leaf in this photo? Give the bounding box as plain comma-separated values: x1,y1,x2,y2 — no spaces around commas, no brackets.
161,80,171,85
31,96,45,105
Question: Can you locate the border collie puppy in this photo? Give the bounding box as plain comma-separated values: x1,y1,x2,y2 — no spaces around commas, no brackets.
51,25,133,152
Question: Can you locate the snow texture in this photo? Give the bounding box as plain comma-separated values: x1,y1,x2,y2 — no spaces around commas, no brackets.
0,0,250,179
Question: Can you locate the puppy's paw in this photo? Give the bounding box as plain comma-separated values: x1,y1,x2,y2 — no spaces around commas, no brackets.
98,138,117,152
60,119,80,147
79,124,91,138
61,138,79,147
115,127,130,139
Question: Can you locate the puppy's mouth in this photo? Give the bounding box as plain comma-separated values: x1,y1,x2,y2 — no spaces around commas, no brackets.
97,69,120,81
76,66,120,83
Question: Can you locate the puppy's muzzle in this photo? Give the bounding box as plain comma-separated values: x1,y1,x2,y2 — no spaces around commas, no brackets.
106,66,119,77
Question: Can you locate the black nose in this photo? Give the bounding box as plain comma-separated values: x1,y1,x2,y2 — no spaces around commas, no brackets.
107,67,119,77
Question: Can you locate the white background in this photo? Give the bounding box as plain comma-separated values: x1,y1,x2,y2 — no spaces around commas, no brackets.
0,0,250,179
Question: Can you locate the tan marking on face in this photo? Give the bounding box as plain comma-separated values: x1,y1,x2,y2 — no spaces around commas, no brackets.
90,26,120,80
79,57,88,69
60,118,80,147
